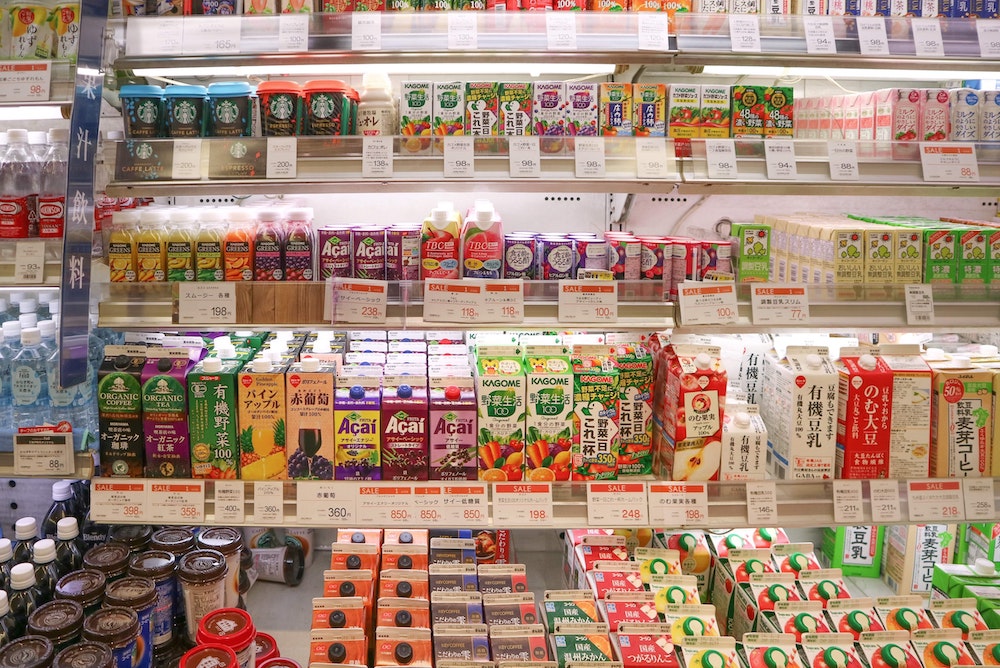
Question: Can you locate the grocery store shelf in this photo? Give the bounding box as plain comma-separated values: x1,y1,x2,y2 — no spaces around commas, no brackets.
0,431,95,479
0,60,76,107
0,241,67,287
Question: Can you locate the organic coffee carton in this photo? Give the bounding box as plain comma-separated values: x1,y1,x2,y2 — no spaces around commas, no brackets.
430,377,478,480
474,347,526,482
721,405,767,481
615,343,654,476
237,357,289,480
188,356,242,479
836,352,893,479
931,361,992,477
661,345,727,481
571,351,620,481
142,350,195,478
524,346,574,482
334,373,381,480
98,346,147,477
285,358,336,480
382,375,429,481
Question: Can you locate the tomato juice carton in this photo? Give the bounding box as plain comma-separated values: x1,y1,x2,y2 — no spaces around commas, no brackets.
474,347,526,482
534,81,568,154
721,405,767,481
739,634,801,668
836,352,893,480
466,82,500,152
825,599,884,637
731,86,767,138
760,600,829,640
798,634,865,668
309,628,367,665
565,83,599,147
311,596,367,630
676,636,739,668
483,592,539,625
930,363,992,477
883,526,957,596
632,83,666,137
490,624,549,662
763,87,793,138
500,82,534,137
613,344,653,476
571,352,620,481
428,563,476,593
381,376,429,481
376,627,433,666
432,624,489,663
431,592,485,625
549,623,614,666
400,81,433,155
730,222,771,283
929,598,989,638
98,346,147,478
334,374,381,480
699,85,731,139
857,631,922,668
710,549,774,634
598,83,633,136
523,346,573,482
612,623,679,668
379,569,430,600
661,345,727,482
667,84,700,140
910,629,976,668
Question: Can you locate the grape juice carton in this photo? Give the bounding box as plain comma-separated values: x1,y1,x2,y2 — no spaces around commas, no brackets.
614,343,654,476
475,347,526,482
99,346,148,478
429,377,478,480
237,358,289,480
930,362,992,477
700,85,731,139
500,82,534,137
141,350,195,478
524,346,574,482
662,345,727,482
400,81,433,155
836,352,893,480
466,82,500,152
188,357,242,479
381,375,429,481
334,373,381,480
633,83,666,137
571,351,621,481
534,81,567,155
667,84,700,140
285,358,336,480
565,83,599,145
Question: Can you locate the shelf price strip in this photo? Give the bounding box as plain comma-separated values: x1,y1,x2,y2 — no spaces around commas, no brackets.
412,483,488,525
828,141,859,181
352,12,381,50
919,143,980,182
911,18,945,57
332,279,388,324
648,482,708,526
963,478,997,521
447,12,477,50
278,13,309,52
254,481,284,524
977,19,1000,57
635,138,673,179
856,17,890,56
13,428,74,476
907,480,965,522
213,480,245,524
750,284,809,325
493,483,554,526
149,481,205,524
802,16,837,55
177,283,236,325
0,62,51,103
362,137,394,178
869,479,902,523
574,137,606,178
297,481,356,524
557,280,618,324
832,480,864,524
729,14,762,52
509,137,541,178
746,481,778,525
764,142,798,180
637,13,669,52
705,139,738,180
545,12,577,50
587,482,648,527
183,16,241,55
677,282,738,326
91,480,147,523
444,136,475,178
423,279,524,324
357,485,415,525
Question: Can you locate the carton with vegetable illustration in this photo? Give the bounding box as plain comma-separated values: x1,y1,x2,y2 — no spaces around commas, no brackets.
524,346,574,482
476,347,526,482
571,348,621,481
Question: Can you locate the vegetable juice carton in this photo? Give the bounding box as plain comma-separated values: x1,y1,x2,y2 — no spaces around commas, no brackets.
571,350,620,481
565,83,599,146
429,377,478,480
475,346,526,482
381,376,429,481
881,349,932,479
661,345,726,481
930,362,992,477
461,206,503,280
421,207,461,280
524,346,573,482
98,346,147,478
237,358,288,480
188,356,242,480
466,82,500,152
285,358,336,480
141,350,195,478
700,85,731,138
633,83,666,137
615,343,654,476
836,352,893,480
534,81,567,155
499,82,533,137
400,81,433,155
334,374,381,480
732,86,766,138
433,82,465,151
599,83,633,136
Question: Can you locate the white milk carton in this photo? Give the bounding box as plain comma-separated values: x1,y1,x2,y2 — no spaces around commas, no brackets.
721,405,767,481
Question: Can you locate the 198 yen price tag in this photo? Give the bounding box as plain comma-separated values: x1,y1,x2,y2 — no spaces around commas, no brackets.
493,483,554,526
677,282,738,326
588,482,648,526
177,283,236,324
148,481,205,524
648,482,708,526
907,480,965,522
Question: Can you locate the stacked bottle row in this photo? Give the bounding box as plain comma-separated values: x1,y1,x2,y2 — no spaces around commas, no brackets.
0,129,68,240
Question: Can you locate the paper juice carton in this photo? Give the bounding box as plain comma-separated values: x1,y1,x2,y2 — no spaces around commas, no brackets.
490,624,549,662
334,373,381,480
732,86,766,138
237,358,288,480
960,228,989,285
700,85,731,138
99,346,147,477
285,358,336,480
188,357,242,479
524,346,574,482
599,83,633,136
534,81,567,155
876,349,931,479
678,636,740,668
615,343,654,476
667,84,700,140
798,634,865,668
633,83,666,137
824,599,885,637
433,82,465,151
864,228,896,285
613,623,679,668
565,83,600,146
896,228,924,284
930,362,992,477
883,527,957,596
570,351,620,481
429,377,478,480
500,82,533,137
721,405,767,480
731,221,771,283
400,81,432,155
764,87,794,138
549,623,615,666
836,352,892,480
466,82,499,152
662,345,727,482
432,624,489,664
381,376,429,481
475,347,526,482
922,88,951,141
929,598,990,638
893,89,922,159
141,351,195,478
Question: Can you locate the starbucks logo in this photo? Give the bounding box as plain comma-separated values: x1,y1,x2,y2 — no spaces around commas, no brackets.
270,95,294,121
136,100,158,124
216,100,240,124
230,142,248,159
311,94,335,120
135,143,154,159
174,100,197,125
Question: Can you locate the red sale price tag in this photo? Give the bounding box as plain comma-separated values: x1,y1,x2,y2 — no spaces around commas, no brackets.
149,481,205,524
907,480,965,522
588,482,648,526
357,485,416,525
493,483,554,526
648,482,708,526
91,479,147,523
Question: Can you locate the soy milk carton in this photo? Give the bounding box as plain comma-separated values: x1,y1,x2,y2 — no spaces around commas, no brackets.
334,373,381,480
662,345,727,481
188,356,242,480
721,405,767,481
142,351,196,478
429,377,478,481
524,346,574,482
237,358,289,480
836,352,892,480
882,349,932,479
930,360,992,477
571,350,620,481
286,358,336,480
98,346,147,478
381,376,429,481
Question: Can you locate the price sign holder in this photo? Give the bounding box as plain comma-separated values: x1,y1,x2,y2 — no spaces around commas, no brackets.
907,480,965,522
746,481,779,525
213,480,245,524
362,136,394,178
352,12,381,50
911,17,945,57
170,139,202,180
125,18,182,57
977,19,1000,57
963,479,996,521
869,479,902,523
332,279,388,324
587,482,648,526
574,137,606,178
493,483,554,526
704,139,738,180
444,136,475,178
802,15,837,54
357,485,415,525
828,140,859,181
764,142,798,180
636,138,672,179
411,484,488,525
750,284,809,325
447,12,477,50
266,137,297,179
14,240,46,284
253,481,284,524
278,13,309,52
297,481,356,524
149,481,205,524
648,482,709,526
637,12,669,51
177,283,237,324
422,279,523,324
91,479,147,523
557,280,618,324
0,62,51,103
509,137,541,178
13,429,73,475
183,15,242,55
904,284,934,326
920,143,980,182
546,12,577,50
482,279,525,323
729,14,762,52
856,16,890,56
833,480,864,524
677,281,738,326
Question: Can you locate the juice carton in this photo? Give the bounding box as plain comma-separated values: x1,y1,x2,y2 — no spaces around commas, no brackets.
952,88,981,142
542,591,601,632
461,205,503,280
732,86,766,138
677,637,739,668
612,623,680,668
739,634,799,668
475,347,526,482
237,358,289,480
836,352,893,479
730,222,771,283
924,228,959,284
662,345,727,481
667,84,700,140
960,228,989,285
466,82,499,151
381,376,429,481
892,89,922,159
309,628,367,666
421,207,461,280
599,83,633,136
433,82,466,147
883,526,957,595
429,377,478,480
929,598,990,638
141,351,196,479
633,83,666,137
499,82,533,137
896,228,924,284
909,629,976,668
379,569,430,600
922,88,951,141
614,343,654,476
764,87,794,137
700,85,731,138
798,634,864,668
524,346,574,482
334,374,381,480
188,357,242,479
534,81,567,155
570,351,620,481
375,628,433,667
490,624,549,662
825,599,884,636
865,228,895,285
99,346,147,477
597,592,658,631
721,405,767,480
311,596,367,630
931,362,992,477
400,81,433,155
549,623,615,666
432,624,489,663
857,632,919,668
968,629,1000,664
285,358,336,480
565,83,599,145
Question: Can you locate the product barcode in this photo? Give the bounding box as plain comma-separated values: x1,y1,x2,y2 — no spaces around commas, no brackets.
913,314,931,322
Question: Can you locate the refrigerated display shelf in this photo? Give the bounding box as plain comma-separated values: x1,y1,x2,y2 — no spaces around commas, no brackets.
0,435,95,479
0,60,76,107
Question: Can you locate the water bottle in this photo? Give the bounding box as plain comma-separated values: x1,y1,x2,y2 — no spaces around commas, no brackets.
0,322,21,359
7,563,38,637
0,129,40,239
35,293,53,321
53,518,83,576
10,518,36,566
4,295,21,322
38,129,67,239
11,327,49,427
37,320,56,359
40,481,75,540
47,346,77,429
0,300,10,326
27,132,47,162
30,539,59,600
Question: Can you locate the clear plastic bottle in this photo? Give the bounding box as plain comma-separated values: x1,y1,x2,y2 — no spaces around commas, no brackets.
0,322,21,358
36,320,56,359
11,518,37,565
47,343,90,432
195,208,225,282
7,562,39,637
356,72,396,137
5,294,22,322
0,129,41,239
0,299,9,325
166,208,197,282
53,518,83,577
11,328,50,427
0,539,13,591
35,293,53,321
27,132,47,161
37,129,67,239
41,481,75,541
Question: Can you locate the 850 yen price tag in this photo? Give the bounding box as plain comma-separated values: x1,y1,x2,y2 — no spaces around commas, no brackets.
352,12,381,50
678,281,738,326
558,280,618,324
14,240,45,284
963,479,996,521
440,484,488,525
751,284,809,325
444,136,475,178
574,137,606,178
178,283,236,324
729,14,762,52
648,482,708,526
148,482,205,524
493,483,554,526
588,482,648,526
746,482,778,525
297,481,356,524
907,480,965,522
509,137,541,178
254,481,284,524
869,479,902,523
828,140,859,181
91,480,147,523
705,139,738,180
362,137,394,178
856,16,890,55
357,485,415,525
803,15,837,54
213,480,245,524
14,430,73,475
833,480,864,524
333,279,388,324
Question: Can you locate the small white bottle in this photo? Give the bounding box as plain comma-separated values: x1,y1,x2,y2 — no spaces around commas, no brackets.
357,72,396,137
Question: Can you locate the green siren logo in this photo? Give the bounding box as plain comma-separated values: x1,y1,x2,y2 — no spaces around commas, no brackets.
216,100,240,124
269,95,295,121
311,94,335,119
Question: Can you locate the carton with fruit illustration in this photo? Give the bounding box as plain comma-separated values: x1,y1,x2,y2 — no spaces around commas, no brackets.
534,81,568,155
466,81,499,153
922,89,951,142
475,346,526,482
668,84,700,140
565,83,599,147
892,89,922,160
764,87,794,138
896,228,924,284
824,599,884,637
864,229,895,286
570,350,620,481
613,623,681,668
430,376,478,481
549,623,615,665
188,357,242,480
799,633,865,668
661,345,727,482
857,631,922,668
237,358,289,480
400,81,432,155
334,371,381,480
381,376,429,481
740,634,802,668
731,221,770,282
285,359,336,480
959,228,989,285
524,346,574,482
700,85,731,138
677,635,740,668
598,82,633,136
500,82,534,137
615,343,654,476
732,86,767,138
633,83,666,137
541,591,600,632
433,82,465,153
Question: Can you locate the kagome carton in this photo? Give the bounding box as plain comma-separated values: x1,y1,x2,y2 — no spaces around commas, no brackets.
612,623,680,668
565,84,599,146
599,83,633,136
661,345,727,481
700,85,731,139
633,83,666,137
825,599,885,638
466,82,500,152
614,343,653,476
500,82,534,137
524,346,574,482
570,352,620,481
836,352,893,479
475,347,526,482
534,82,568,155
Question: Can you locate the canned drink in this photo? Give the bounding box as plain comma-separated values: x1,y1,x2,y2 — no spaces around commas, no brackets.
700,240,733,279
537,237,575,280
670,239,701,299
386,226,420,281
606,235,642,281
638,237,668,281
317,226,353,279
572,237,608,272
352,226,386,280
503,235,537,280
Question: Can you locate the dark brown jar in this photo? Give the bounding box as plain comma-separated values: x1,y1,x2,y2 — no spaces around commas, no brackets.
27,600,83,652
82,543,131,583
0,635,55,668
54,569,106,615
81,607,139,668
52,642,114,668
109,526,152,555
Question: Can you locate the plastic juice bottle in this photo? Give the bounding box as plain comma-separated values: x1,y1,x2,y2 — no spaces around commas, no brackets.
461,202,503,279
195,208,225,282
135,208,168,282
166,209,196,282
107,210,139,283
420,208,460,280
254,209,285,281
224,208,255,281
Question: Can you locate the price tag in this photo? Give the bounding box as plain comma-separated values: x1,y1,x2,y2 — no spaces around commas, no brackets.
750,284,809,325
856,17,890,56
904,283,934,325
574,137,606,178
278,13,309,52
482,280,525,323
91,479,147,523
444,136,475,178
833,480,864,524
214,480,245,524
177,282,236,324
587,482,648,527
125,17,182,56
977,19,1000,57
802,15,837,54
746,481,778,525
357,485,415,525
352,12,381,50
729,14,762,52
448,12,477,49
557,280,618,324
254,481,284,524
705,139,738,180
266,137,297,179
423,279,524,324
297,481,356,524
964,478,996,521
149,482,205,524
908,480,965,522
546,12,577,50
869,479,902,523
828,140,859,181
0,62,51,103
911,17,945,57
648,482,709,527
332,279,388,324
412,484,489,525
183,16,241,55
677,281,738,326
13,430,73,475
764,142,798,180
14,240,45,284
920,143,980,182
637,12,669,51
636,138,671,179
170,139,202,180
362,136,394,178
492,483,554,526
509,136,541,178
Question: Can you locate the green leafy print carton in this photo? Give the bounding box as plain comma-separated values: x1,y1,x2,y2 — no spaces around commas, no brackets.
188,357,242,480
571,350,620,481
614,342,654,476
731,221,770,282
475,346,526,483
524,346,574,482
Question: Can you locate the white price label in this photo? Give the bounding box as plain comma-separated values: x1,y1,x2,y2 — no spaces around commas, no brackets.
412,483,488,525
493,483,554,526
637,12,669,51
546,12,577,50
481,280,525,323
213,480,245,524
0,62,51,103
278,13,309,52
907,480,965,522
833,480,865,524
448,12,477,49
920,143,980,182
705,139,738,180
362,136,394,178
802,15,837,54
588,482,648,527
677,281,738,326
266,137,297,179
636,138,672,179
14,240,45,284
869,479,902,523
750,284,809,325
509,136,541,178
729,14,762,52
423,279,524,324
764,142,798,180
297,481,356,523
746,481,778,525
177,282,236,324
828,140,859,181
91,479,147,523
558,280,618,324
964,479,996,521
352,12,381,50
978,19,1000,57
856,17,890,56
254,481,284,524
332,279,388,324
149,481,205,524
444,136,475,178
648,482,709,527
357,485,415,525
13,430,73,475
911,17,945,57
183,16,241,55
904,283,934,325
574,137,606,178
171,139,202,180
125,17,182,56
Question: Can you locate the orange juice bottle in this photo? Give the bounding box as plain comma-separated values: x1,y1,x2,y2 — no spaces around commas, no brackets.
224,208,256,281
135,209,168,282
107,209,138,283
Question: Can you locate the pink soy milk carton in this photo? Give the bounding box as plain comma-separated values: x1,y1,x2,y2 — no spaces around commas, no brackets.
382,375,430,481
891,88,922,160
429,377,478,481
922,88,951,142
141,350,196,478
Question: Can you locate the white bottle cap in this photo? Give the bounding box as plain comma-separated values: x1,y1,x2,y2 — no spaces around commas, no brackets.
924,347,947,360
202,357,222,373
268,349,284,364
9,292,25,304
312,340,332,354
858,354,878,370
52,480,72,502
20,327,41,347
805,353,823,368
200,208,226,224
0,591,9,617
6,129,28,144
982,345,999,356
235,330,254,338
288,208,313,222
252,358,272,373
2,321,19,338
19,313,37,329
48,301,60,316
112,210,141,226
170,208,198,224
216,344,236,360
735,412,751,428
974,557,997,575
431,208,448,223
139,208,170,225
38,320,55,339
694,353,711,370
9,562,36,590
257,209,284,223
228,208,256,224
952,356,971,367
19,298,37,314
362,71,392,91
0,538,12,562
33,539,56,564
213,336,232,349
47,128,69,144
475,206,494,223
14,517,37,540
56,517,79,541
301,357,320,372
274,330,294,341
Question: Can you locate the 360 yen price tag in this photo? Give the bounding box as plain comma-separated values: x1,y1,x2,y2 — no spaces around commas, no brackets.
750,284,809,325
362,136,394,178
648,482,708,526
828,140,859,181
978,19,1000,57
332,279,388,324
764,142,798,180
13,431,73,475
444,136,475,178
856,16,890,56
705,139,738,180
213,480,245,524
148,482,205,524
297,481,356,524
178,282,236,324
729,14,762,52
746,481,778,525
357,485,415,525
963,478,996,521
14,240,45,284
254,481,284,524
493,483,554,526
833,480,864,524
677,282,738,326
588,482,648,526
907,480,965,522
91,479,147,523
558,280,618,324
352,12,381,50
869,479,902,523
802,15,837,54
509,137,541,178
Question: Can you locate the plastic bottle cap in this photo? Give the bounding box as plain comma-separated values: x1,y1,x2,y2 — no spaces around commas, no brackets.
38,321,55,338
974,558,996,575
202,357,222,373
475,206,494,223
10,562,36,590
430,208,448,224
924,347,946,360
312,340,332,354
398,532,413,544
397,384,412,399
56,517,79,541
350,532,365,544
694,353,712,370
19,313,38,329
252,358,272,373
28,131,47,145
257,210,284,223
858,354,878,370
15,517,38,540
2,321,19,337
0,539,10,562
216,345,236,360
444,386,460,401
47,128,69,144
19,299,37,314
805,353,823,368
952,356,971,367
982,345,999,356
349,385,365,400
301,358,320,372
7,129,28,143
139,209,170,225
345,554,362,570
362,71,392,91
735,412,751,428
0,591,8,616
33,538,56,564
52,480,72,502
328,610,346,628
47,301,59,315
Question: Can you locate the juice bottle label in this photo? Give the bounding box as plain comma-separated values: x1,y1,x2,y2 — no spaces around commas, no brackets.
284,224,314,281
136,239,165,282
224,236,254,281
254,228,284,281
167,238,195,282
37,196,64,238
196,237,223,281
109,238,136,282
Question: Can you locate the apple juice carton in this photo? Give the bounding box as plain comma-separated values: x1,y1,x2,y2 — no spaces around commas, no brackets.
930,361,992,477
700,85,731,139
599,83,633,136
400,81,432,155
188,356,242,479
237,358,289,480
141,350,195,478
382,375,429,481
466,82,499,153
662,345,727,482
881,348,932,479
836,352,892,480
524,346,574,482
285,358,336,480
614,343,654,476
500,82,533,138
565,83,599,148
534,81,567,155
633,83,666,137
334,373,381,480
570,351,620,481
430,377,477,480
433,82,465,152
475,346,526,482
99,346,147,478
721,405,767,481
667,84,700,140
